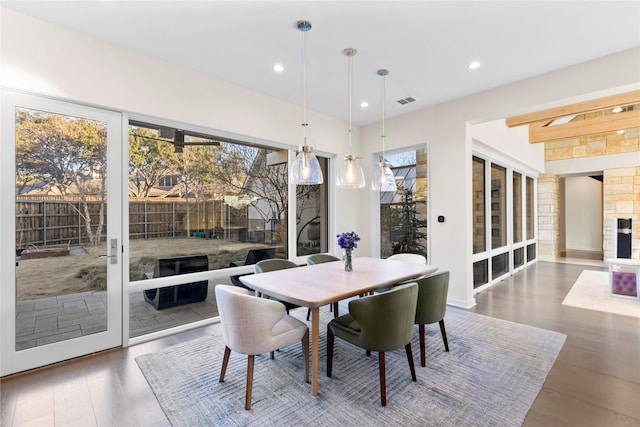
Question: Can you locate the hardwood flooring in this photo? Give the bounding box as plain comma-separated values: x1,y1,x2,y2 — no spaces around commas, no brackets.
1,261,639,426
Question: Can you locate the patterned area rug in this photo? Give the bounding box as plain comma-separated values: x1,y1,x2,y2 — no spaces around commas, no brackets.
562,270,640,318
136,307,566,427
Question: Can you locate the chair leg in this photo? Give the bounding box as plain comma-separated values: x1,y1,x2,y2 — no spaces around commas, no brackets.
245,355,254,410
301,329,310,383
333,302,339,318
419,324,426,367
270,351,275,359
219,346,231,382
405,343,417,382
378,352,387,406
306,308,311,321
439,319,449,352
326,325,334,377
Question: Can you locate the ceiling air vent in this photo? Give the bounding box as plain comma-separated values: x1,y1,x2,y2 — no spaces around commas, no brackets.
397,97,416,105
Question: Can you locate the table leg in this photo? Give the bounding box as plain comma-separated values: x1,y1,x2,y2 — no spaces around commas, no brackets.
311,307,319,396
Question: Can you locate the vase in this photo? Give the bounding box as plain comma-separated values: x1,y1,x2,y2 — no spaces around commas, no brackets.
343,248,353,272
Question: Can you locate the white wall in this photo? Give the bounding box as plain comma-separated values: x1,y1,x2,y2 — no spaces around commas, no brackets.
2,8,640,309
564,176,603,252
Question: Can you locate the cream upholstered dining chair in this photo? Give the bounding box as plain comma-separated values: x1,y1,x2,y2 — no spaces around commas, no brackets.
413,271,450,367
326,282,419,406
374,253,427,294
306,254,341,320
214,285,309,410
387,253,427,264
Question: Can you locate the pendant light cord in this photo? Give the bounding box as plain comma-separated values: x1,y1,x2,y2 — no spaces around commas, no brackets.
347,50,353,155
301,23,309,131
378,69,389,160
381,73,385,157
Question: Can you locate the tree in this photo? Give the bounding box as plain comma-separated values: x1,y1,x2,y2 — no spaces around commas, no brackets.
16,108,108,245
213,146,288,246
128,128,176,197
381,185,428,257
208,144,320,250
171,144,220,235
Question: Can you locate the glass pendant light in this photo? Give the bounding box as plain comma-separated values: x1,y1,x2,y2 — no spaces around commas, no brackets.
291,20,324,185
371,69,397,192
337,48,365,189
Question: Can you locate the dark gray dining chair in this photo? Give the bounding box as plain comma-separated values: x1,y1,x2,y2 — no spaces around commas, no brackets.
254,259,300,314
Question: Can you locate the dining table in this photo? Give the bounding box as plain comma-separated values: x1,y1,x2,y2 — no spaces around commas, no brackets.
240,256,438,396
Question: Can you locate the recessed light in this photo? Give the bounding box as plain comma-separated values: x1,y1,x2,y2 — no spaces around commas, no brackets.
611,106,623,113
360,101,369,108
468,61,480,70
273,63,284,73
617,130,625,134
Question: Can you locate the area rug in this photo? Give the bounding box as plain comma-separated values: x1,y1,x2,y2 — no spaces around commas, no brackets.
135,307,566,427
562,270,640,318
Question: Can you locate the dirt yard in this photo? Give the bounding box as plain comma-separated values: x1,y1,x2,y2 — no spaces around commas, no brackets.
15,238,271,300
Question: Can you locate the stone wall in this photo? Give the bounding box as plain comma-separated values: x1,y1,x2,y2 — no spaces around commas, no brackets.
537,174,560,261
603,166,640,259
540,127,639,260
545,128,639,161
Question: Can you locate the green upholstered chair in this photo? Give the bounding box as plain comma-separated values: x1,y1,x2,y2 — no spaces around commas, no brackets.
414,271,450,367
306,254,340,320
254,259,300,314
214,285,309,410
326,282,419,406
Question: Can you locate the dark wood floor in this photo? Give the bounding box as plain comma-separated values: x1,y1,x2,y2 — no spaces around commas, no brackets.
1,261,639,426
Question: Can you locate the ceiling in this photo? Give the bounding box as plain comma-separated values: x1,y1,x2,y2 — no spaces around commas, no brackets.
3,1,639,126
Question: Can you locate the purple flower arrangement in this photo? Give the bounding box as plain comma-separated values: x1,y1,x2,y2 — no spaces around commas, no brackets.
337,231,360,250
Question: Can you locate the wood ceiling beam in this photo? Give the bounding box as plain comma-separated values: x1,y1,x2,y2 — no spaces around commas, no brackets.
528,109,640,143
506,90,640,127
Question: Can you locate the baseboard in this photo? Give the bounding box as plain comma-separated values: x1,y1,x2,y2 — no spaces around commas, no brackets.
563,249,603,260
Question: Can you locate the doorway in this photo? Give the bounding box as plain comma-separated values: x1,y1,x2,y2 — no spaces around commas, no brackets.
1,91,123,376
560,174,604,261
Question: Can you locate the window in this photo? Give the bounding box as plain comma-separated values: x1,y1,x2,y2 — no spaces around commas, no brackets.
527,243,537,262
472,156,486,254
472,152,537,292
127,121,328,339
491,164,507,249
526,176,535,240
473,260,488,289
492,253,509,280
513,172,522,243
296,158,329,255
380,149,428,259
15,107,111,350
514,247,524,268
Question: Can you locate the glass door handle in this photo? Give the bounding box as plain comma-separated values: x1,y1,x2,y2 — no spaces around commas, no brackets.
98,239,118,264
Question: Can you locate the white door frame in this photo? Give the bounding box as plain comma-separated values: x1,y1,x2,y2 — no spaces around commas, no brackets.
1,91,123,376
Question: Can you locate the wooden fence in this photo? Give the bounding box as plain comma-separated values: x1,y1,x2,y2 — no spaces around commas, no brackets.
15,197,231,248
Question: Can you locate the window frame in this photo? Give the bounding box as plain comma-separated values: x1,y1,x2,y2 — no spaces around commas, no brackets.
471,151,537,292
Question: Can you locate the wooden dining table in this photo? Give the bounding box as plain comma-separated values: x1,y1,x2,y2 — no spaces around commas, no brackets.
240,256,438,396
